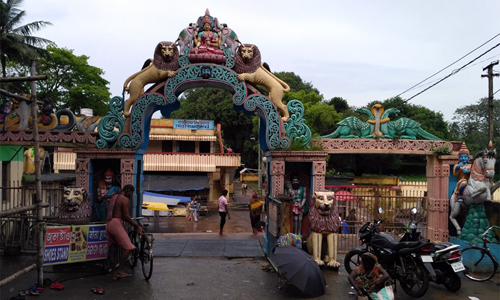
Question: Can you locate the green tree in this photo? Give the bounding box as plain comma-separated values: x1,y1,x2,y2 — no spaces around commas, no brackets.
7,46,111,115
0,0,53,77
170,88,257,168
450,98,500,155
327,97,350,113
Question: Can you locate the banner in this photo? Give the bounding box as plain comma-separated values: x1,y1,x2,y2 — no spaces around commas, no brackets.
43,224,107,265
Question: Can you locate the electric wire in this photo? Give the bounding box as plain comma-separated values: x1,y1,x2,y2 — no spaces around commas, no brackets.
403,42,500,103
396,33,500,98
406,54,500,90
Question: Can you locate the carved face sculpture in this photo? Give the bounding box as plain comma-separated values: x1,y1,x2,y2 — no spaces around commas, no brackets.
62,187,85,212
291,177,300,190
160,44,175,61
239,45,254,62
313,191,335,216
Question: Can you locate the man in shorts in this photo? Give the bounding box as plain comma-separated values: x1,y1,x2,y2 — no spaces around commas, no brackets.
106,184,143,280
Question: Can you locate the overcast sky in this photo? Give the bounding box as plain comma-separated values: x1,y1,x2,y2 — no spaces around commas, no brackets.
25,0,500,122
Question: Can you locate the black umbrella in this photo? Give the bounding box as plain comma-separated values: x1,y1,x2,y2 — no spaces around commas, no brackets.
273,246,326,297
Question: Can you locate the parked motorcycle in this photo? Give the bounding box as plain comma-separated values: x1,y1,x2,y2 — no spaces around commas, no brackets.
344,209,430,298
399,207,464,292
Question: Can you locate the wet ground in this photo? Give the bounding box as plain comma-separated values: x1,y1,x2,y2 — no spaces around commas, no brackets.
1,189,500,299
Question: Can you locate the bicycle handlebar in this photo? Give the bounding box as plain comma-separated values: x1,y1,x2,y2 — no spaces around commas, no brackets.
481,225,500,240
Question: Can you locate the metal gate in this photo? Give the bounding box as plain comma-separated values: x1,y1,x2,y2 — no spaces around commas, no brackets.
331,187,428,253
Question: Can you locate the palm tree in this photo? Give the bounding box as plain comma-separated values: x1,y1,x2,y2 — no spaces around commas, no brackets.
0,0,53,77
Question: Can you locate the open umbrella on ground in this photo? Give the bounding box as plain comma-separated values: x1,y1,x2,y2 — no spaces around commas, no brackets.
273,246,326,297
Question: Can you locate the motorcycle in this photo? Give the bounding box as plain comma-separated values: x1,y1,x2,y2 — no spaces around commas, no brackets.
399,208,464,292
345,208,430,298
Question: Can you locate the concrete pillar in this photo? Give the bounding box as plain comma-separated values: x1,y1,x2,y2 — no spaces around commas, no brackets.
312,160,326,193
426,155,450,242
270,159,285,197
75,158,91,192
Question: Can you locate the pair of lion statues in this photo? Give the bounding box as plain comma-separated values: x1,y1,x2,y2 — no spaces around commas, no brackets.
123,42,290,121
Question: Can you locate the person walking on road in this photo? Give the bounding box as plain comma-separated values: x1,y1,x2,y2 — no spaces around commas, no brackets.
106,184,143,280
241,181,248,196
219,190,231,236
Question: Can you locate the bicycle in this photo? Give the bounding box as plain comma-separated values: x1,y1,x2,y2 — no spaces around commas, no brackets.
127,217,155,280
460,225,500,282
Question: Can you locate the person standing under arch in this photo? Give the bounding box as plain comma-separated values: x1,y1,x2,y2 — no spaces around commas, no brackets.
218,190,231,236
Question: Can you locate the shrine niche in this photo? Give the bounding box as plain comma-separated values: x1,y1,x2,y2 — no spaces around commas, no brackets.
96,9,312,152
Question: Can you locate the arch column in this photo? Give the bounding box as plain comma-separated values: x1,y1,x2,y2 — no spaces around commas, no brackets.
426,155,451,242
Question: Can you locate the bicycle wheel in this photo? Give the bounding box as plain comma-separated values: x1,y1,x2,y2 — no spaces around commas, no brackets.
141,235,154,280
127,231,139,268
461,247,497,281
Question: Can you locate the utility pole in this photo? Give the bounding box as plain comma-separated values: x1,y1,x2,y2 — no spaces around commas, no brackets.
481,60,499,143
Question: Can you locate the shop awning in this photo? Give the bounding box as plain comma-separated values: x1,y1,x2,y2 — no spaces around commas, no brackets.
142,173,209,192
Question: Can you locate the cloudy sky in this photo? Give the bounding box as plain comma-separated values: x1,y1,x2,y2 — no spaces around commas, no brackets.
25,0,500,122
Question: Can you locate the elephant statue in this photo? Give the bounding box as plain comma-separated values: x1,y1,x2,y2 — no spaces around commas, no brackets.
176,22,198,55
218,23,240,57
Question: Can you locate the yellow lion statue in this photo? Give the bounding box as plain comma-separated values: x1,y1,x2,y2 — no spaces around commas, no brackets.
307,191,341,268
122,41,179,117
56,187,92,225
234,44,290,122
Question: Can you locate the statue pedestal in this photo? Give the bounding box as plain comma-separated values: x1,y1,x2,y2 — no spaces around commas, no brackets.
459,203,497,244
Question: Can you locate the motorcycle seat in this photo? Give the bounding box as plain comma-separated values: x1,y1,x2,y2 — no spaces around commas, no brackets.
397,241,428,255
372,233,423,251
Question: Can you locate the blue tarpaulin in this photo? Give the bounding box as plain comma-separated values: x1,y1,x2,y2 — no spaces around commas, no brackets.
142,173,209,192
143,191,191,205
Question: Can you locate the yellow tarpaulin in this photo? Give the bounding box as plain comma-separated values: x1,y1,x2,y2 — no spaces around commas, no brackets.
142,201,175,211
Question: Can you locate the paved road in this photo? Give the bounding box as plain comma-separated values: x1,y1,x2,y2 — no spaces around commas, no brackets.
1,189,500,299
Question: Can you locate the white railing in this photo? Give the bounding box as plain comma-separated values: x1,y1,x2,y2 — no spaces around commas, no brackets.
143,153,240,171
400,181,500,202
53,152,241,172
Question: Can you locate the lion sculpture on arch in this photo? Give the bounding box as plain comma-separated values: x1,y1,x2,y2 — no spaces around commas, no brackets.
234,44,290,122
122,41,179,117
57,187,92,225
307,191,341,268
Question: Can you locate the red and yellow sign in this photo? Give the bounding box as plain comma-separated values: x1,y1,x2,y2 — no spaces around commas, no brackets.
43,224,107,265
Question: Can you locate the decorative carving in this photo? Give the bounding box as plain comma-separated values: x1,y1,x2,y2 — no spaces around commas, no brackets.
313,175,325,192
321,104,442,140
312,161,326,175
321,139,455,154
284,100,312,148
0,130,97,146
56,187,92,225
121,159,135,174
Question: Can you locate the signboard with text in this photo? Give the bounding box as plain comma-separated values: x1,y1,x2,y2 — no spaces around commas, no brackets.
43,224,107,265
173,119,214,130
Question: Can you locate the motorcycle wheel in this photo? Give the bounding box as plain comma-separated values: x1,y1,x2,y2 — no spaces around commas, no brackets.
443,272,461,292
399,257,430,298
344,251,363,275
